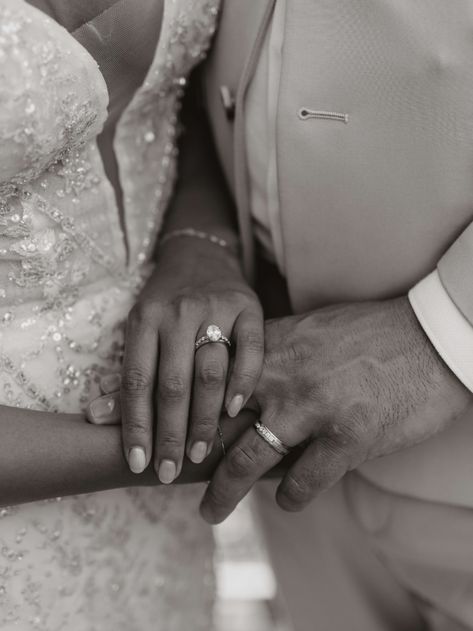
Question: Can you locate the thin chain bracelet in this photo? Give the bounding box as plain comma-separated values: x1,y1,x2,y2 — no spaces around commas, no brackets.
217,425,226,456
159,227,238,252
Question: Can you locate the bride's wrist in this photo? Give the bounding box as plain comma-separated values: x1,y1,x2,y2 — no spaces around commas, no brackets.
160,227,239,251
157,228,243,273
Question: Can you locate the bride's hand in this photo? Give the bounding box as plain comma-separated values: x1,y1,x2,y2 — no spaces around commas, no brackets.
88,236,264,483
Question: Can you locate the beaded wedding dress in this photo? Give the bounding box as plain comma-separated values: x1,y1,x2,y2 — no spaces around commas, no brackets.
0,0,220,628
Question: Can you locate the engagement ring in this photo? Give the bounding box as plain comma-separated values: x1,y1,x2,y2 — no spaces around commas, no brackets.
195,325,231,352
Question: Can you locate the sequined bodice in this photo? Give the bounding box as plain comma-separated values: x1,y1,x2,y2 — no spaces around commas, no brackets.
0,0,220,407
0,1,220,628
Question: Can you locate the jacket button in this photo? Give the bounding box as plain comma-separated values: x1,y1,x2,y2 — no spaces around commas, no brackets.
219,85,236,121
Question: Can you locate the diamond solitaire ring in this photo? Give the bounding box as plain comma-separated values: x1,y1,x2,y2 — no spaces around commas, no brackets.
195,325,231,352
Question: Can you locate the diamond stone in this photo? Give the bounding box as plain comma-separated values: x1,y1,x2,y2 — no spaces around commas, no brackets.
207,325,222,342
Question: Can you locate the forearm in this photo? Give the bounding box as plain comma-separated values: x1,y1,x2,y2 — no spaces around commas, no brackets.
0,405,258,506
162,74,239,245
0,406,147,506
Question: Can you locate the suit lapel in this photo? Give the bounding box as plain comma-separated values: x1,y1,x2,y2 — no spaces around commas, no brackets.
204,0,275,280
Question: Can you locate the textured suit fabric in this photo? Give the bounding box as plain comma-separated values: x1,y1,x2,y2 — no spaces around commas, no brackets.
257,474,473,631
203,0,473,505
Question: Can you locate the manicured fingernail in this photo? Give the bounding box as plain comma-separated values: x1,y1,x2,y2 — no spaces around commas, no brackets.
190,441,208,464
159,460,177,484
227,394,244,418
101,373,121,394
128,447,147,474
88,395,119,425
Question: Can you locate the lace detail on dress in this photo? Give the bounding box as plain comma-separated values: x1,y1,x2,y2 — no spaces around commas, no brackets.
0,0,109,193
0,1,221,628
116,0,220,267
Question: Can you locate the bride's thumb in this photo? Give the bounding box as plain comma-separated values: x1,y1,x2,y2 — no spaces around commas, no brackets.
86,392,122,426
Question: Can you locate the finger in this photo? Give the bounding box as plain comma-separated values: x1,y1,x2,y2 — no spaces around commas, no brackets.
155,323,196,484
86,392,121,425
200,411,300,524
226,309,264,418
187,341,229,464
100,373,121,395
276,438,349,512
177,410,259,484
121,307,158,474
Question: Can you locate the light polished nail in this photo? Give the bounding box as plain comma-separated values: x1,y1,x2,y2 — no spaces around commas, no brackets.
227,394,244,418
87,395,120,425
128,447,147,474
159,460,177,484
101,373,122,394
190,441,208,464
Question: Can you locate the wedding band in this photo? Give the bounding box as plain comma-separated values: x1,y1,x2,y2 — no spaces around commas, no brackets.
195,325,231,352
254,422,291,457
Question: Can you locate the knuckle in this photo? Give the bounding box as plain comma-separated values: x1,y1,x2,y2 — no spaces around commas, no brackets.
191,416,217,438
157,430,184,452
127,303,144,327
122,367,152,395
233,367,260,386
123,418,150,437
172,294,204,319
158,375,186,401
226,444,258,479
240,330,264,354
307,376,330,405
198,360,226,388
348,404,370,437
128,301,156,329
283,474,313,503
205,485,231,512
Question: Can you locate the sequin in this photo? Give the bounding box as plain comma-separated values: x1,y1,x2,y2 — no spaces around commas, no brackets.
0,0,220,628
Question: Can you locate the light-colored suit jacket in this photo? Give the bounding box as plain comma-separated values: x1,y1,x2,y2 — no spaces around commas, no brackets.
203,0,473,505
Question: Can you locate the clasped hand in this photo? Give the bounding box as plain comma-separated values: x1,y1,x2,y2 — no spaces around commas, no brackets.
200,297,470,523
89,255,470,522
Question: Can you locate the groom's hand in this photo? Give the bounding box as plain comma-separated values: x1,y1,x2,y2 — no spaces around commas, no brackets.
200,297,471,523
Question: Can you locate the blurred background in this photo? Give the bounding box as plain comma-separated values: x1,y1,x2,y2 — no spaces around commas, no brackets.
214,493,292,631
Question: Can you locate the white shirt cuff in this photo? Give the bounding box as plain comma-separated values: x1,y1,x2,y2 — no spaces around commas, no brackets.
408,270,473,393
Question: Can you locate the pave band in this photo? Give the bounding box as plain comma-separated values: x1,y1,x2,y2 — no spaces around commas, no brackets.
254,422,291,457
